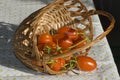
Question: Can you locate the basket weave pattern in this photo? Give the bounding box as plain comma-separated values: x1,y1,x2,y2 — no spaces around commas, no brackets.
13,0,115,74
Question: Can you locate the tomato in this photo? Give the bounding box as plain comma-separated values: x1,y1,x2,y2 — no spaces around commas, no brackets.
57,27,70,34
49,58,66,71
66,28,78,40
59,36,73,48
37,41,56,50
74,40,87,48
62,49,69,53
73,34,84,42
73,34,86,48
37,33,53,44
58,27,78,40
52,34,65,43
45,42,57,50
77,56,97,71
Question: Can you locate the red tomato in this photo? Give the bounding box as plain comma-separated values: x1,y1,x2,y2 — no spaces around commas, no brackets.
73,34,84,42
77,56,97,71
52,34,65,43
62,49,69,53
73,34,86,48
49,58,66,71
39,42,57,54
45,42,57,50
37,33,53,44
59,36,73,48
58,27,78,40
75,41,87,48
66,28,78,40
57,27,70,34
37,41,57,54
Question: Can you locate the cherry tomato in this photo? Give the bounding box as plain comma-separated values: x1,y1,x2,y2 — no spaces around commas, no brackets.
37,33,53,44
73,34,86,48
49,58,66,71
40,42,57,54
77,56,97,71
62,49,69,53
74,41,87,48
45,42,57,50
58,27,78,40
57,27,70,34
52,34,65,43
59,36,73,48
66,28,78,40
38,41,57,54
73,34,84,42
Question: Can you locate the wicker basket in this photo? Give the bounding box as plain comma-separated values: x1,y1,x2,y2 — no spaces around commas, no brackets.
13,0,115,74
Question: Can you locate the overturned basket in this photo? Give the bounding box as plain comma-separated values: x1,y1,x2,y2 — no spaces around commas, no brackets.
13,0,115,74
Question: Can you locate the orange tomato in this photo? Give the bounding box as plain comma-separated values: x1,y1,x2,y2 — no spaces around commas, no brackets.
37,33,53,44
73,34,86,48
62,49,69,53
52,34,65,43
37,42,56,51
73,34,84,42
75,41,87,48
77,56,97,71
49,58,66,71
58,27,78,40
65,28,78,40
45,41,57,50
59,36,73,48
57,27,70,34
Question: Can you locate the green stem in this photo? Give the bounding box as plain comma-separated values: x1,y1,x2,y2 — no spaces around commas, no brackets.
46,59,55,64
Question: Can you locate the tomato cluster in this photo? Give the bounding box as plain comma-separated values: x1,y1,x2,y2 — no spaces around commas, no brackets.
36,26,97,72
37,27,86,54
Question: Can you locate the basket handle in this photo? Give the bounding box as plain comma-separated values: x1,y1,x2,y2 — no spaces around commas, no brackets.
50,10,115,60
86,10,115,46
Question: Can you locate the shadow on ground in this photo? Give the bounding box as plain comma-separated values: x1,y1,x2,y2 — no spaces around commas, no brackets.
0,22,43,75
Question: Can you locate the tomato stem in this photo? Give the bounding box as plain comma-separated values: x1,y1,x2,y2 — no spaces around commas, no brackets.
46,59,55,64
63,57,77,70
56,40,62,51
44,46,52,54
